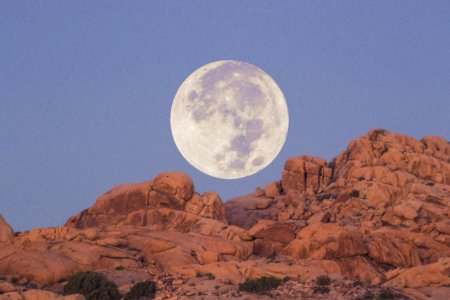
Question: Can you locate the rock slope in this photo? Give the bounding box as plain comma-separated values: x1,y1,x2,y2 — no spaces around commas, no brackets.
0,129,449,299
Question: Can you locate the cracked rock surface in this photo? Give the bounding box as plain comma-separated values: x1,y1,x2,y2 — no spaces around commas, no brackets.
1,129,449,299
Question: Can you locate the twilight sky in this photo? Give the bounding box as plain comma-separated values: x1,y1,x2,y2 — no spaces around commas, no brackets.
1,2,449,231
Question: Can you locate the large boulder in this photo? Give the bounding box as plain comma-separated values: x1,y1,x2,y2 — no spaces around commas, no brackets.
224,194,276,229
153,172,194,206
66,172,227,229
281,155,332,194
384,258,450,288
284,223,367,259
248,220,297,257
184,192,227,223
366,233,421,268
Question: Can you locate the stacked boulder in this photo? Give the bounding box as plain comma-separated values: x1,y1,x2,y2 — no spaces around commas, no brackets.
66,172,227,229
225,128,450,289
282,155,333,194
1,129,449,299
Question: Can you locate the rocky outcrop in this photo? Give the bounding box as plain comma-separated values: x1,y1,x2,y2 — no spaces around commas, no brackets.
223,129,450,295
384,257,450,288
0,215,13,243
184,191,227,222
0,172,249,285
0,290,84,300
65,172,228,229
282,155,333,194
285,223,367,260
0,224,252,284
1,129,449,299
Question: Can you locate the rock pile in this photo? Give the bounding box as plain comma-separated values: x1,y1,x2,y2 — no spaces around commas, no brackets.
0,129,449,299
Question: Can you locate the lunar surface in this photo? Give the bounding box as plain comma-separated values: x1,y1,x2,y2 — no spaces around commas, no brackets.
171,60,289,179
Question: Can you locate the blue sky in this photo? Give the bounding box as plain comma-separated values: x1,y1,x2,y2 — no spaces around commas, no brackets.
1,1,449,231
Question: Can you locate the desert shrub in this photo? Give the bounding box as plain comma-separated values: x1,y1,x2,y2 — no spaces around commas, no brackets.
11,276,19,284
352,279,363,287
315,274,331,286
349,190,360,198
238,276,283,295
124,280,157,300
63,271,120,300
114,265,125,271
26,281,38,289
377,288,395,299
196,272,215,280
353,290,374,300
313,286,330,294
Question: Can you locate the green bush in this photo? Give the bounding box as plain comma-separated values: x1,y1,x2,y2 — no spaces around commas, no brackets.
114,265,125,271
315,274,331,286
63,271,120,300
124,280,157,300
238,276,283,295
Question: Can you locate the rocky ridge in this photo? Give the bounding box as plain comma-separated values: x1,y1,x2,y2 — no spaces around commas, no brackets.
0,129,449,299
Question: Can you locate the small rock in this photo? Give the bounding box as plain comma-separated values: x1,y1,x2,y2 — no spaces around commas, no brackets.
0,281,17,293
393,203,418,220
83,228,98,241
184,290,196,296
255,198,273,210
254,187,265,197
307,211,331,224
264,181,281,198
436,220,450,235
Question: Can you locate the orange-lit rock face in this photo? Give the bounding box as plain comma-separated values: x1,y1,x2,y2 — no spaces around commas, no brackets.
0,129,449,299
223,129,450,291
65,172,228,229
0,215,13,243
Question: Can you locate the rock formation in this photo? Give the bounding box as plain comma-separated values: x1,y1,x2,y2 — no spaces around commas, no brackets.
0,215,13,244
0,129,449,299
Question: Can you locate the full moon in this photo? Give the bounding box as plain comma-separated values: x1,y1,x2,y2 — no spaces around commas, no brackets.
171,60,289,179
